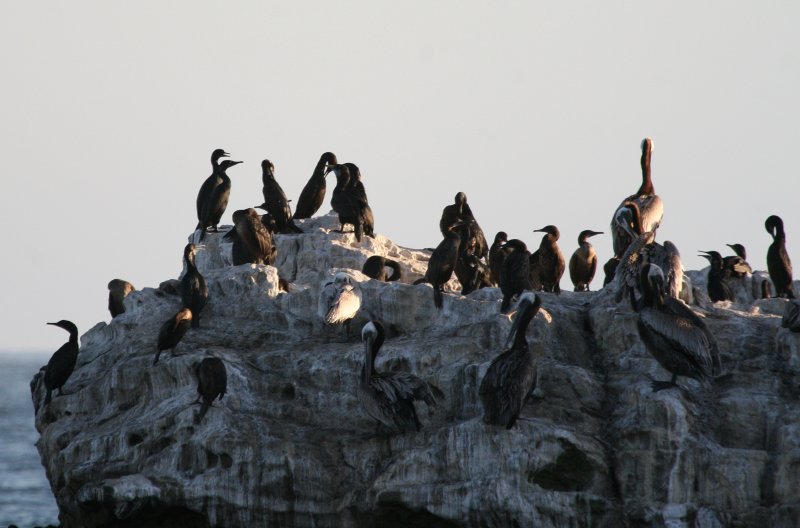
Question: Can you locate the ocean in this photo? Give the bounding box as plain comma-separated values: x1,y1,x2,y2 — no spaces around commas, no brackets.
0,353,60,527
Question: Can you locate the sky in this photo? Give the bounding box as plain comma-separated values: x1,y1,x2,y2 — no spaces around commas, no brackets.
1,1,799,353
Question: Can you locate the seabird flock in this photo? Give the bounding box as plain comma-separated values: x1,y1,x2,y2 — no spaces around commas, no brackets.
39,139,797,432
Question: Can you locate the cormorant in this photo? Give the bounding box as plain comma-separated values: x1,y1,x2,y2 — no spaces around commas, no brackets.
43,320,79,405
230,208,275,265
195,148,229,230
499,239,531,312
479,292,542,429
488,232,509,286
533,225,565,294
329,164,372,241
765,215,795,298
602,256,620,287
258,159,303,234
107,279,135,318
358,321,444,434
362,256,402,282
197,159,243,239
454,220,492,295
181,244,208,329
439,193,487,258
294,152,338,219
422,222,464,308
610,138,663,257
723,243,752,278
635,264,718,391
193,357,227,424
153,308,192,365
569,230,602,292
318,272,362,334
344,163,375,240
699,251,735,302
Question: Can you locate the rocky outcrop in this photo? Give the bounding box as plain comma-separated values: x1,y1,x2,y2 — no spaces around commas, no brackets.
31,213,800,527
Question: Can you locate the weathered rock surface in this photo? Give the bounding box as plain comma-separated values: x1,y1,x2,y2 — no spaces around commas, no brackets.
31,214,800,527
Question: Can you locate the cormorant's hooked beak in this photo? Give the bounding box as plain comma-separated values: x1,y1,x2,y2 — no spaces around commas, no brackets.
589,231,604,237
221,151,230,158
231,160,243,166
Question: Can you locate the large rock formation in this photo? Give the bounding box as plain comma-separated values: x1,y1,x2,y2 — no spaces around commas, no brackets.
31,213,800,527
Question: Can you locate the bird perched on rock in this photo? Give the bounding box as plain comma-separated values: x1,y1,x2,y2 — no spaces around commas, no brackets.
488,231,509,286
344,163,375,239
329,164,373,242
195,148,229,231
699,251,734,302
194,357,227,424
635,264,719,392
227,208,275,265
358,320,444,434
318,272,362,335
765,215,794,299
439,192,487,259
722,243,752,279
569,230,602,292
107,279,135,318
610,138,663,258
533,225,565,294
480,292,542,429
153,308,193,366
422,222,465,308
257,159,303,234
362,255,402,282
181,244,208,329
602,256,620,287
294,151,338,219
197,158,243,240
43,320,79,405
500,239,532,312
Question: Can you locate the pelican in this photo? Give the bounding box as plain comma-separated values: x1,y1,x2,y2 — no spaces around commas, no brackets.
479,293,542,428
358,321,444,433
610,138,663,257
636,264,719,391
318,272,362,334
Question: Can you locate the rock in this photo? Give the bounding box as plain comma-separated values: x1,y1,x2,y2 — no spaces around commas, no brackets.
30,216,800,527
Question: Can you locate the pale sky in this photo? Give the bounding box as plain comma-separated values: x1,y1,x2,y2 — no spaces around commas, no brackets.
2,2,798,353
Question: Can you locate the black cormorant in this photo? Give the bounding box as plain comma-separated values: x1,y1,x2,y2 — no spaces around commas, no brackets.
294,152,338,219
500,239,531,312
153,308,192,365
362,256,402,282
43,320,79,405
723,243,752,278
194,357,227,424
489,232,509,286
358,321,444,434
231,208,275,265
699,251,735,302
479,293,542,429
107,279,135,318
533,225,565,294
181,243,208,329
197,159,243,239
423,222,464,308
765,215,794,298
635,264,718,391
439,193,487,258
344,163,375,240
602,256,620,287
569,230,602,292
610,138,663,257
195,149,229,230
258,159,303,234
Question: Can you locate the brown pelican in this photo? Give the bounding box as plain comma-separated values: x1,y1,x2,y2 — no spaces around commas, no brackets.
533,225,565,294
153,308,193,366
43,320,79,405
197,159,243,240
488,232,509,286
479,293,542,428
500,239,532,312
610,138,663,257
765,215,795,298
699,251,735,302
722,243,752,278
294,152,338,219
193,357,227,424
318,272,362,333
358,321,444,433
636,264,719,391
181,244,208,328
362,256,402,282
569,230,603,292
107,279,135,318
